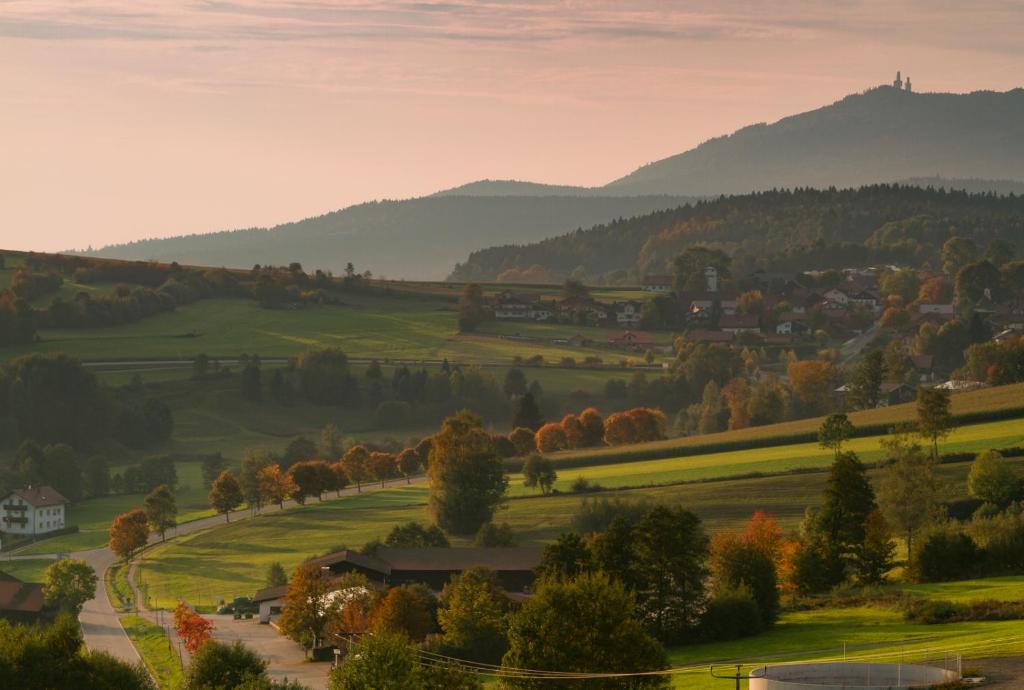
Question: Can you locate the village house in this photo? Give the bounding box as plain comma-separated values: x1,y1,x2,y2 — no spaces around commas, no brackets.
719,313,760,334
1,486,68,537
608,330,657,350
493,292,533,320
641,275,673,293
0,571,45,623
614,300,642,327
775,312,809,335
686,329,734,344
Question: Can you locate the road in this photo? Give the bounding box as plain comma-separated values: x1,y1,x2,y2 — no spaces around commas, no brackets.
18,477,423,685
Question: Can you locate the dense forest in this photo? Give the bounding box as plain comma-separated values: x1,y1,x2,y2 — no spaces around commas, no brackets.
449,185,1024,283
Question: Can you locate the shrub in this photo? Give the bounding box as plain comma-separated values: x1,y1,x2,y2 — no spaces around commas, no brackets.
569,476,602,494
903,598,1024,624
698,585,763,642
571,496,654,534
913,530,981,582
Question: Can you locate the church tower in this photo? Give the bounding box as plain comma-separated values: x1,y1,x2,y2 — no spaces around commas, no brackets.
893,71,903,90
904,76,912,92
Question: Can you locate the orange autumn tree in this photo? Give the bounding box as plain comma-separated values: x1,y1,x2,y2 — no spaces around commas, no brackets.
174,601,214,652
109,509,149,562
535,423,568,453
560,415,585,449
710,511,783,627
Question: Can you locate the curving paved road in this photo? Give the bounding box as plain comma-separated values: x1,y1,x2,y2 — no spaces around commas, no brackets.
23,477,425,671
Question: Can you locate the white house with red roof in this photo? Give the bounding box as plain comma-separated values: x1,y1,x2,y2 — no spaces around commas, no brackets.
1,486,69,537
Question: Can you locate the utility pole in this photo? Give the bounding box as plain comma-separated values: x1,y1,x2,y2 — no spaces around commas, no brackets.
710,664,744,690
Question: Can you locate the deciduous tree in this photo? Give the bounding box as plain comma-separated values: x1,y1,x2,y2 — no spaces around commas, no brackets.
877,430,939,557
143,484,177,541
818,413,855,459
341,445,371,492
42,559,97,614
438,567,510,664
428,411,508,535
279,561,338,652
209,470,243,521
521,455,557,495
257,463,296,509
534,422,567,453
501,572,670,690
917,387,955,460
109,509,149,562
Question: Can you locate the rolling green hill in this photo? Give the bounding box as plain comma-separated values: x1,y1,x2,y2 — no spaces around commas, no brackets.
84,194,694,281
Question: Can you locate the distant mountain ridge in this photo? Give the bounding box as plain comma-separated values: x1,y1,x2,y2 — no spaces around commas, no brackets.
602,87,1024,195
85,195,696,281
88,85,1024,280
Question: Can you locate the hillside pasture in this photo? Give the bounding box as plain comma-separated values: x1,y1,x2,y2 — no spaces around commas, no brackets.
547,381,1024,467
0,292,657,367
16,462,215,555
510,417,1024,494
137,454,995,611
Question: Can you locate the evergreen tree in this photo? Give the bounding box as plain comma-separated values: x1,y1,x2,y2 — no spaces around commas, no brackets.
511,393,543,431
815,451,876,585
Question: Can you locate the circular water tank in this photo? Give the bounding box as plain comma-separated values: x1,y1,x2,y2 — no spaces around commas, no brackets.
748,661,959,690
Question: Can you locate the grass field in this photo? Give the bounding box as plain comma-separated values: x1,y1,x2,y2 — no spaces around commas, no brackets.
665,608,1024,689
548,381,1024,466
509,416,1024,495
0,293,660,367
120,614,184,690
901,576,1024,603
0,557,54,582
137,451,996,612
16,462,215,555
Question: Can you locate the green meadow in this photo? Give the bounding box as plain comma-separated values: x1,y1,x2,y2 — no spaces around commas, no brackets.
17,462,215,555
120,614,184,690
136,449,999,611
0,293,661,366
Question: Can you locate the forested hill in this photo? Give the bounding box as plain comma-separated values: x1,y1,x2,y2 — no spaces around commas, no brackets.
448,185,1024,283
604,87,1024,195
85,194,694,281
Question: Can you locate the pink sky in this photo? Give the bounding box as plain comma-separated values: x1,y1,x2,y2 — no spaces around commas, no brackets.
1,1,1022,253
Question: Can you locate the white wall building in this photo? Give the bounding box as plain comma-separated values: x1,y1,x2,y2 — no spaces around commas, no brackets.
1,486,69,537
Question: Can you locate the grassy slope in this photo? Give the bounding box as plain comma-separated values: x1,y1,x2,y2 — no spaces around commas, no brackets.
509,417,1024,495
138,456,1000,612
0,558,53,582
549,382,1024,465
0,293,661,366
17,462,214,555
120,614,184,690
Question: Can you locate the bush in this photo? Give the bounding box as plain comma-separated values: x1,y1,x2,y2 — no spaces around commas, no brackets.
903,598,1024,624
698,585,763,642
569,476,602,494
913,530,981,582
571,496,654,534
375,400,412,429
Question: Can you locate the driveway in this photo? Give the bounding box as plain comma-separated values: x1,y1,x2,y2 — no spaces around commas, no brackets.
210,615,330,690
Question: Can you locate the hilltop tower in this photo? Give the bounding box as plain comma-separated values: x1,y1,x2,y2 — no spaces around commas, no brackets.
893,71,903,90
904,76,912,92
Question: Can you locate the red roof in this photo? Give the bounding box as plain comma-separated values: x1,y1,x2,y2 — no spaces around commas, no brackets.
719,314,760,329
687,330,733,343
9,486,68,508
0,578,44,613
607,330,656,345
